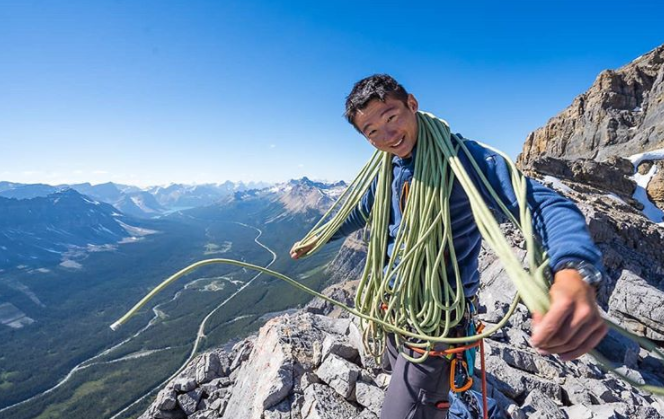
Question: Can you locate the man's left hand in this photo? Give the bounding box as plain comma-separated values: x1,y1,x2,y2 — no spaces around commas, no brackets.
530,269,608,361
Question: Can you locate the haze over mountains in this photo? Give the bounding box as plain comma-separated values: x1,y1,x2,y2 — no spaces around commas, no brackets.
0,180,272,218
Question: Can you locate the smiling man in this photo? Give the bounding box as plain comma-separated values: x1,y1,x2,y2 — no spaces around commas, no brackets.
292,74,607,419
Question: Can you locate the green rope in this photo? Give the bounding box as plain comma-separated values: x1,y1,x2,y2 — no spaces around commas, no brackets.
112,111,664,395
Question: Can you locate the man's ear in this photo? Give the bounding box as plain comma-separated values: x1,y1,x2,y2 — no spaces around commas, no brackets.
407,94,419,112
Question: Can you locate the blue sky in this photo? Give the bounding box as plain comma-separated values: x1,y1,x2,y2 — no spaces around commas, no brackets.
1,0,663,186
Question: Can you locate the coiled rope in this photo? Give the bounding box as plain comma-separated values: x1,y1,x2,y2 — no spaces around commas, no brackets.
112,111,664,395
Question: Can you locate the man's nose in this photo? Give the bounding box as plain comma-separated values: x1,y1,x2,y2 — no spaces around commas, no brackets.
384,127,398,143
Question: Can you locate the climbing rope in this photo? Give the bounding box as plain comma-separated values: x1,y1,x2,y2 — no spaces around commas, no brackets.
112,111,664,395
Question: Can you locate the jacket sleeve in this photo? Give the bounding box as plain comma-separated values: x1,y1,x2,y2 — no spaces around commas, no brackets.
329,175,377,242
461,140,604,273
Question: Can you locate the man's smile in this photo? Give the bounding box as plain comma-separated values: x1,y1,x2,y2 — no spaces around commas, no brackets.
391,136,405,148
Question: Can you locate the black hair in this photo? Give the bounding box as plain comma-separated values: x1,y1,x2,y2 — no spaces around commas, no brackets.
344,74,410,130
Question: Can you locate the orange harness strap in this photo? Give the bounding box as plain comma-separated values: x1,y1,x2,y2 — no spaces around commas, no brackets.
402,322,489,419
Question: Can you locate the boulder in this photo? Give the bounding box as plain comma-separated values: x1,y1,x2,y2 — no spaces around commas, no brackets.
608,270,664,340
521,389,565,419
177,388,202,416
315,353,361,400
355,380,385,415
301,383,360,419
195,352,222,384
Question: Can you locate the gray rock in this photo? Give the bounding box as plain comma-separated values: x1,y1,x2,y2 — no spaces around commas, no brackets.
506,404,526,419
152,408,186,419
316,353,361,400
374,373,391,390
357,409,379,419
355,381,385,415
177,388,202,416
188,410,216,419
173,377,197,393
223,316,297,419
301,384,360,419
561,404,594,419
521,389,565,419
263,396,297,419
321,334,360,363
299,372,320,391
615,366,646,385
586,379,623,403
200,380,227,399
229,340,253,371
155,386,178,411
561,376,595,405
312,314,350,336
609,270,664,340
196,352,222,385
485,357,527,399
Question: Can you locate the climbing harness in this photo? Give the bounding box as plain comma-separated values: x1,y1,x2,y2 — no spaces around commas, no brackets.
112,111,664,397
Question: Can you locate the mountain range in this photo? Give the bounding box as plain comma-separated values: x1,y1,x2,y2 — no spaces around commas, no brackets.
0,180,272,218
0,178,345,273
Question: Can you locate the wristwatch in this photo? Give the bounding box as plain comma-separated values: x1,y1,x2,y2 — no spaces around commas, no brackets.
554,260,605,290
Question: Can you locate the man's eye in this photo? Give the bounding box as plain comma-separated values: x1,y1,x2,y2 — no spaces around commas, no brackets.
368,130,376,137
387,115,395,122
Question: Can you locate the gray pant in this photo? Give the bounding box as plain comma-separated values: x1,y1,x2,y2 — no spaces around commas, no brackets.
380,333,452,419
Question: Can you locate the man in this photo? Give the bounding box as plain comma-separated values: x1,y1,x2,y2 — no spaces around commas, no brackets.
291,74,607,418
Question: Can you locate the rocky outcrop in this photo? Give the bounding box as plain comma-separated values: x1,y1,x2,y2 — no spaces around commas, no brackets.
140,294,664,419
523,156,636,199
646,161,664,210
609,270,664,341
517,44,664,166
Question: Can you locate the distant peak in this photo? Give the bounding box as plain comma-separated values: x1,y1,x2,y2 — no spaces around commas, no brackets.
287,177,344,189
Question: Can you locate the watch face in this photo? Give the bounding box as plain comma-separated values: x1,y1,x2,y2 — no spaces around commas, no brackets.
580,265,603,287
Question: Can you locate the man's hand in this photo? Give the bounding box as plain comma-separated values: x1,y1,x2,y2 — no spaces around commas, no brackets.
290,238,317,260
530,269,608,361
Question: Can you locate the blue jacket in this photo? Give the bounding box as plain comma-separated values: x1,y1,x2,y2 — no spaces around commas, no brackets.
330,137,603,297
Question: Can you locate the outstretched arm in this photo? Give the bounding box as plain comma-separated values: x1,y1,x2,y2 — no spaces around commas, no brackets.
463,140,607,360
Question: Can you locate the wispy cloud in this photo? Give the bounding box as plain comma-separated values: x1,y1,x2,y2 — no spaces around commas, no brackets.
269,144,277,149
92,170,109,175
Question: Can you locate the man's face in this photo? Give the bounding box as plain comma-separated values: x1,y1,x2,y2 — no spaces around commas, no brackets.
353,94,419,158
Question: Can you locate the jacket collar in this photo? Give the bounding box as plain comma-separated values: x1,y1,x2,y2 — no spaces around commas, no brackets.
392,141,418,167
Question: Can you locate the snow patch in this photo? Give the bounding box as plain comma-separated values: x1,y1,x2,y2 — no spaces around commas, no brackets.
543,175,574,194
628,148,664,168
630,165,664,223
627,148,664,224
60,260,83,270
82,196,100,205
117,221,158,237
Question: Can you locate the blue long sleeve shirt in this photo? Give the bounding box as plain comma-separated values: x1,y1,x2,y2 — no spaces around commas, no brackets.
330,137,603,297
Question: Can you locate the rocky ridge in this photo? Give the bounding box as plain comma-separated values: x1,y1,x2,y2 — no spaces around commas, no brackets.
517,44,664,165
